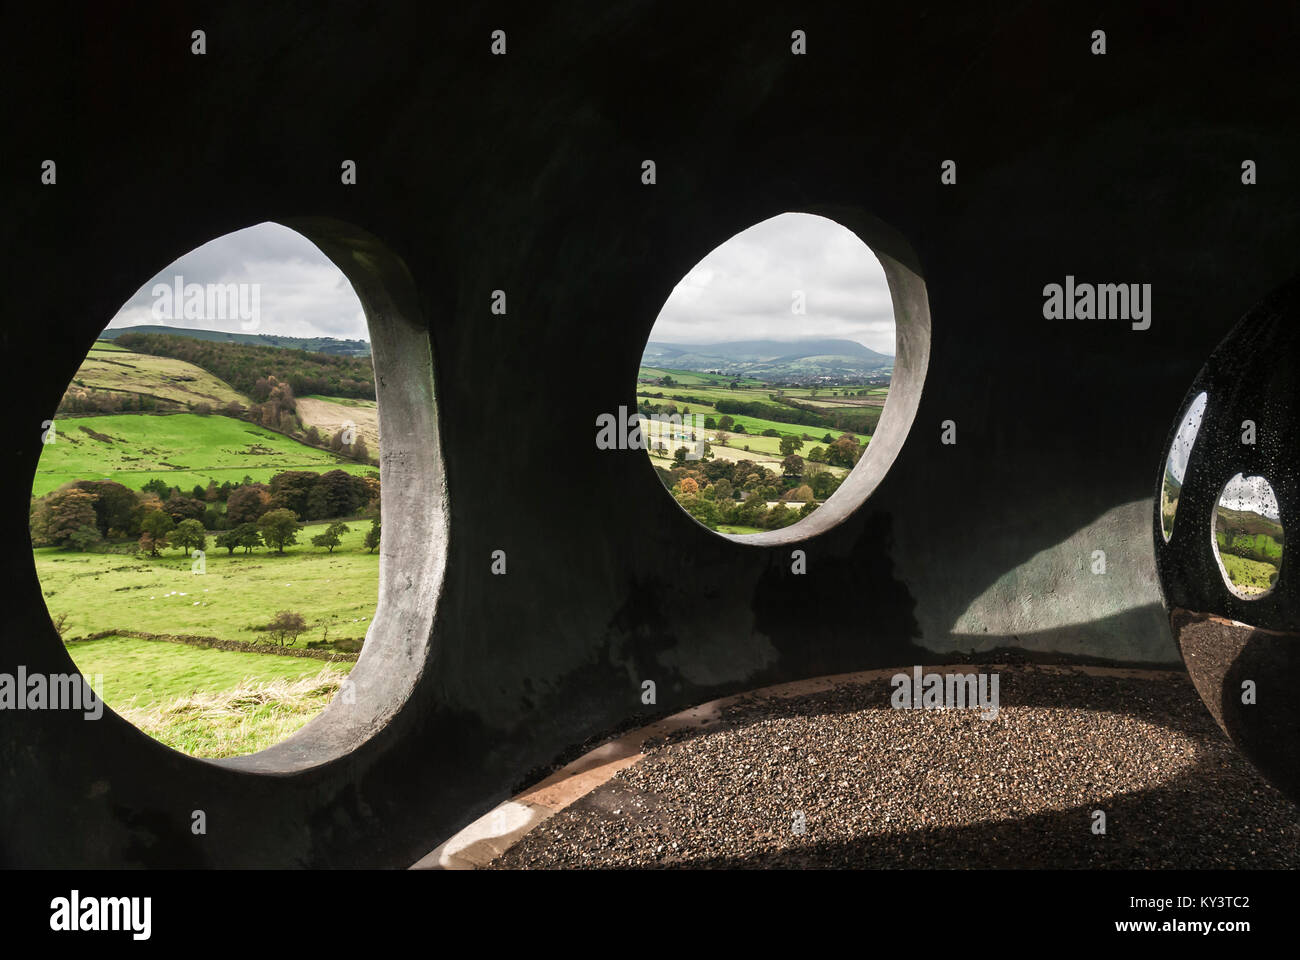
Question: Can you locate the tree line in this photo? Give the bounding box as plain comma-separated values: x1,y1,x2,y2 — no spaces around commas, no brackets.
30,468,380,552
115,332,376,400
652,455,850,531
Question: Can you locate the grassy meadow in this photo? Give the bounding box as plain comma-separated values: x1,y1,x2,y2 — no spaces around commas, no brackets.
75,344,250,408
113,663,348,758
634,398,872,447
69,636,351,708
1213,504,1284,597
34,339,382,757
1216,553,1281,596
34,412,372,497
37,520,379,642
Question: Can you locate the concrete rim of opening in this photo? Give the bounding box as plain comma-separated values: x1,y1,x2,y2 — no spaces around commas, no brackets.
220,217,449,774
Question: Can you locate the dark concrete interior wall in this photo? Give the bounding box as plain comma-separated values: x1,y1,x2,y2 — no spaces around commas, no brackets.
3,2,1299,865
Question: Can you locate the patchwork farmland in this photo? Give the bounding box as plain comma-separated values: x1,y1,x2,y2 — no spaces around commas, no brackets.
635,360,889,534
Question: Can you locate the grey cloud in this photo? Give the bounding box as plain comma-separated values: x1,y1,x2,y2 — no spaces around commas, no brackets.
105,222,366,340
648,212,896,354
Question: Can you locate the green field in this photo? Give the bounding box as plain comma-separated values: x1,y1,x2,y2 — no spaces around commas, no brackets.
1216,553,1279,595
1216,531,1284,561
70,636,349,757
34,412,372,497
35,336,382,757
642,385,879,407
639,366,884,399
69,635,351,710
39,516,375,757
638,367,765,388
645,435,850,479
635,398,871,447
36,520,379,643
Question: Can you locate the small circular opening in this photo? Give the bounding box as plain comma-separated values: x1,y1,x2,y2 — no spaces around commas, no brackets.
1211,472,1285,600
635,211,929,544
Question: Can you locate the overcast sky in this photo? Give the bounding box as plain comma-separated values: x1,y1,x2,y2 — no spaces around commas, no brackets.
104,222,367,340
1218,472,1281,521
104,214,896,352
649,212,896,355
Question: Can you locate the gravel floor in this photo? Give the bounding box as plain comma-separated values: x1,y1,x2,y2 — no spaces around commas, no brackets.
488,666,1300,868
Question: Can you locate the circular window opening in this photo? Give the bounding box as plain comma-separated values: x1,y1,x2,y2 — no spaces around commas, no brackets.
1160,390,1208,542
30,220,445,768
1211,472,1285,600
636,211,929,543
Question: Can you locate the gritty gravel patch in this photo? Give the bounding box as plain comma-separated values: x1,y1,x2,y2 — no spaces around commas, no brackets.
488,667,1300,869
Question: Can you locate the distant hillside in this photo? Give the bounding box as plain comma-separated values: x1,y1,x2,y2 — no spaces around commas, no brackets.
643,338,893,378
115,332,375,401
102,325,370,357
60,342,253,413
32,412,372,499
1214,504,1284,540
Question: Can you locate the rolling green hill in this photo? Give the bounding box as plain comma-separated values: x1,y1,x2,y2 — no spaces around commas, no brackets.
33,412,372,497
65,343,252,410
114,331,375,400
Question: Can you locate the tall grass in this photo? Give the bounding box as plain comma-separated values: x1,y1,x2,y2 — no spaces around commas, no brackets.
115,668,347,758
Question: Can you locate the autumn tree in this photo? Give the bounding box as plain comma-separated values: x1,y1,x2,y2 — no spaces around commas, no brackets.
226,484,271,524
358,473,381,512
72,479,138,537
786,484,814,503
268,471,319,517
306,469,364,519
825,433,862,468
138,531,167,557
42,488,100,548
163,492,206,524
